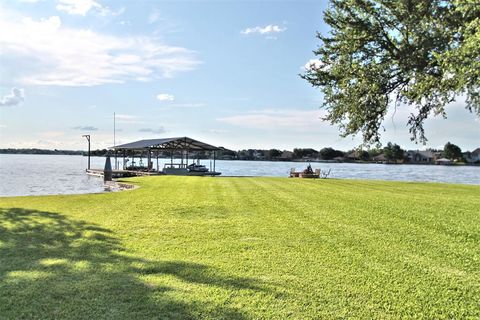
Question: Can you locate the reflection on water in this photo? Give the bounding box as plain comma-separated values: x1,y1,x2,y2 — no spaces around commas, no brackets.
0,154,105,197
0,154,478,196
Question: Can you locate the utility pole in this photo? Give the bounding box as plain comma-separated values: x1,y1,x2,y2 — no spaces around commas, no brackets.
114,112,117,169
82,134,91,170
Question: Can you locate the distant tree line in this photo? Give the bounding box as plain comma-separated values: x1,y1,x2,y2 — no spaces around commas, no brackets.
0,148,108,156
218,141,478,164
0,148,83,155
1,142,478,164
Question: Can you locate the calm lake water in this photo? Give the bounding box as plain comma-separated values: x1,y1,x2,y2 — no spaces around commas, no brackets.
0,154,479,197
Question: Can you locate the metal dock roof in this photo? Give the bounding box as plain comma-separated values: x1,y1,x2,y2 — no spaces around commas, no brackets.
112,137,221,151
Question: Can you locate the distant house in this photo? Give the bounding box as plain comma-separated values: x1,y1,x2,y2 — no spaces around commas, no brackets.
473,148,480,158
253,150,265,160
436,158,452,165
407,150,436,163
302,156,317,162
221,154,235,160
346,151,360,161
464,148,480,163
279,151,294,161
373,154,387,162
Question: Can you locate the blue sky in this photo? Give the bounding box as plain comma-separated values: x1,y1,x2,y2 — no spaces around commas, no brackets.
0,0,478,152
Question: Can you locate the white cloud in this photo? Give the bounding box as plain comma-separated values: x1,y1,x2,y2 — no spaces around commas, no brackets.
148,10,160,24
380,97,480,147
218,109,327,130
0,13,200,86
56,0,123,16
303,59,324,71
241,24,286,35
139,127,166,134
110,7,125,16
169,103,205,108
56,0,101,16
157,93,175,101
0,88,25,107
73,125,98,131
203,129,228,134
40,131,65,138
115,114,140,124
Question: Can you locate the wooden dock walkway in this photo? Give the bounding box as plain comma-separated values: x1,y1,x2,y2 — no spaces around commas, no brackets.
86,169,162,178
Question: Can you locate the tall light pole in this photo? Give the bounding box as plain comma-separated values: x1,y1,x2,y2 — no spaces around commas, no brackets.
113,112,117,169
82,134,91,170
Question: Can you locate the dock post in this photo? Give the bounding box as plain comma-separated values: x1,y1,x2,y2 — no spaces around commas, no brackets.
147,149,151,170
82,134,91,170
104,155,113,182
213,150,216,176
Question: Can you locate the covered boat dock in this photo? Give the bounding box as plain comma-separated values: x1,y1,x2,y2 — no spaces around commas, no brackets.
88,137,223,177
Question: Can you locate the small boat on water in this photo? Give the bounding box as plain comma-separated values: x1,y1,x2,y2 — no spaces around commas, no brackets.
162,162,221,176
187,163,209,172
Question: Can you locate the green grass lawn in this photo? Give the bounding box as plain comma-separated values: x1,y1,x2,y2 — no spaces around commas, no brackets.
1,177,479,319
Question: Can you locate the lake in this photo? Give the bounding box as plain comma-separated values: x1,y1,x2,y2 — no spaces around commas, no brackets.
0,154,479,197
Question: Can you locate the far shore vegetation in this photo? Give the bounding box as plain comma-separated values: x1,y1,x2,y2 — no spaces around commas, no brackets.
2,141,479,165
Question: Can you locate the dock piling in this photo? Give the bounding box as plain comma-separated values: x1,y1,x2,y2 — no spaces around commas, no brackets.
104,155,113,182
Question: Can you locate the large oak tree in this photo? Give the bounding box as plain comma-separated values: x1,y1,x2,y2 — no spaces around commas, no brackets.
302,0,479,145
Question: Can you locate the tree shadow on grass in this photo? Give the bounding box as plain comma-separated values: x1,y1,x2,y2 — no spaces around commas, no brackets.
0,208,266,319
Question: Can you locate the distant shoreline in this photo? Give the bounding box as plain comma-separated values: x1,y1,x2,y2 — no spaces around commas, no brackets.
1,151,478,167
0,149,84,155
